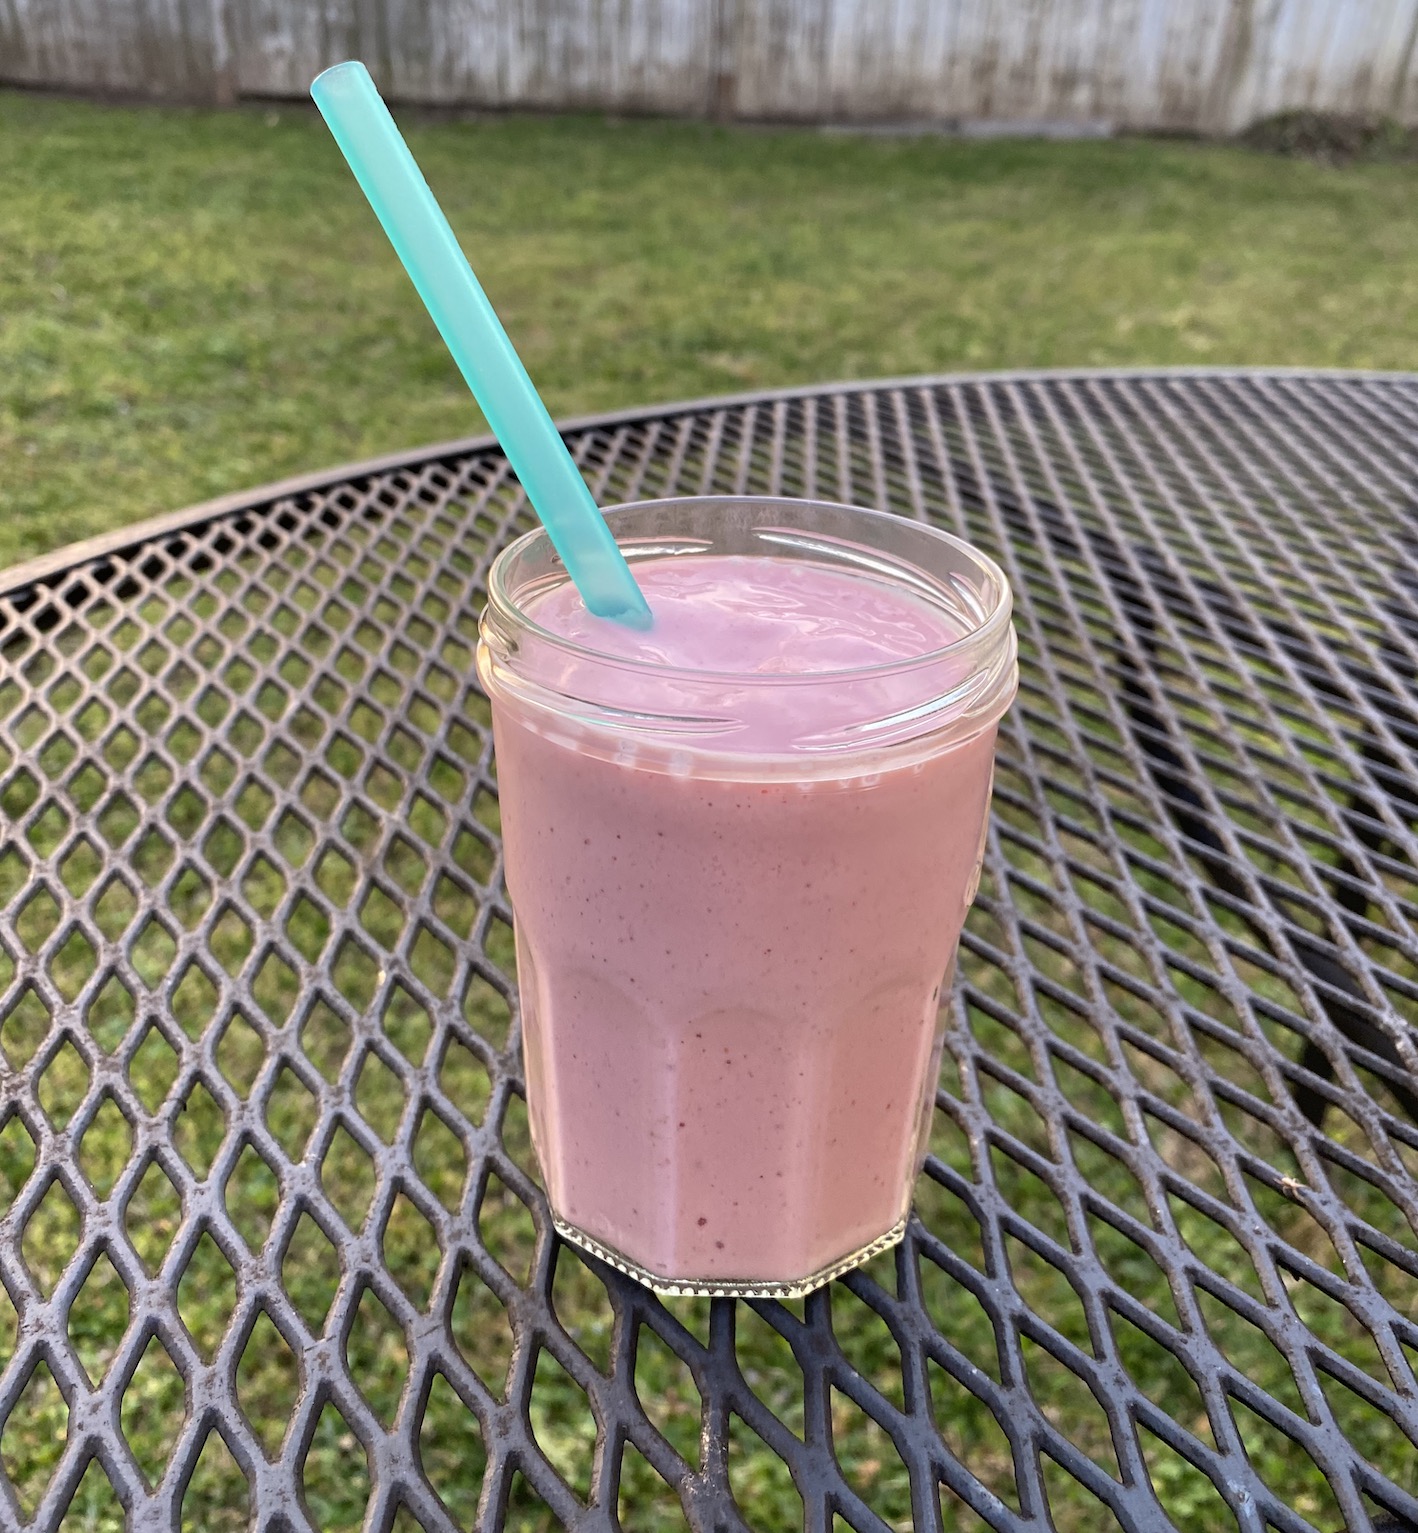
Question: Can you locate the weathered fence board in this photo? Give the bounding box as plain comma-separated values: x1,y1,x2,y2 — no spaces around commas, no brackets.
3,0,1417,131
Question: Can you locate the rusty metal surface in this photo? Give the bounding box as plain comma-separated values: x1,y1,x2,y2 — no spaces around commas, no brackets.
0,371,1416,1532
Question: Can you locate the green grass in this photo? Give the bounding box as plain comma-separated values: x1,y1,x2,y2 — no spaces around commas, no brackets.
3,90,1418,574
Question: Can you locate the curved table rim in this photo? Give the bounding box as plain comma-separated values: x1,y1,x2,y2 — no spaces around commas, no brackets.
3,365,1414,603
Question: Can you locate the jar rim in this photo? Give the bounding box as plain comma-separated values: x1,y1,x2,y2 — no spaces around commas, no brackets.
485,496,1014,686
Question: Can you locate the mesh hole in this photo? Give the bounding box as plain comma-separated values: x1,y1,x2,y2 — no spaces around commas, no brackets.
832,1286,906,1413
418,1372,486,1528
483,915,515,976
274,809,315,869
207,906,253,978
174,1079,226,1179
126,1159,182,1274
1227,1396,1344,1532
302,1402,372,1533
0,1116,35,1213
383,1190,442,1311
177,1230,239,1362
530,1347,596,1502
1147,1116,1232,1205
619,1440,690,1533
1282,1271,1390,1384
990,1147,1071,1250
1244,1173,1344,1275
359,885,405,951
831,1389,913,1525
927,1359,1018,1510
252,949,299,1024
321,1122,377,1235
410,924,455,999
92,875,138,939
937,1480,996,1533
505,1471,565,1533
478,1173,537,1287
70,1251,130,1386
2,1361,68,1518
440,1038,492,1126
1137,1425,1238,1533
384,982,432,1067
635,1327,701,1468
355,1050,407,1144
1039,1453,1127,1533
1006,1236,1091,1351
235,1309,300,1460
501,1093,539,1185
316,849,357,909
171,964,219,1041
726,1411,800,1529
451,1257,516,1399
551,1244,615,1378
37,1036,90,1127
914,1178,986,1272
463,974,512,1052
1313,1367,1418,1496
87,973,134,1057
55,1455,124,1531
179,1428,249,1533
225,1141,279,1253
1168,1197,1264,1302
240,855,285,922
1053,1057,1128,1138
3,986,52,1069
1020,1335,1119,1478
1081,1215,1180,1330
918,1258,999,1383
346,1286,409,1429
283,1210,343,1336
23,1175,81,1296
301,998,352,1082
216,1013,266,1098
0,1281,15,1373
1109,1308,1212,1444
131,827,174,889
0,845,30,905
38,818,87,898
266,1062,319,1160
332,936,380,1012
49,929,96,1005
412,1107,467,1213
121,1335,186,1488
1195,1290,1305,1418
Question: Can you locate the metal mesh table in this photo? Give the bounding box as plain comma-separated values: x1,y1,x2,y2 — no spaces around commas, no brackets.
1,370,1416,1533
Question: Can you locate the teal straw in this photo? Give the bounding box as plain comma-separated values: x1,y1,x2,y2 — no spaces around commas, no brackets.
311,61,651,629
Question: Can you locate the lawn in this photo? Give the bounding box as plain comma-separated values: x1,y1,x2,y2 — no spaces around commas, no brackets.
2,91,1418,575
2,89,1417,1533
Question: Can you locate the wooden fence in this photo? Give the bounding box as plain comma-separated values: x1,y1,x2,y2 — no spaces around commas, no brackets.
4,0,1417,133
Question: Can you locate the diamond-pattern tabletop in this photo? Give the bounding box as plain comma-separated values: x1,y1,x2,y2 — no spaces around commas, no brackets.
0,371,1416,1533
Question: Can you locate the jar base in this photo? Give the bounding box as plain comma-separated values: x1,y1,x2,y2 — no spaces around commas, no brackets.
551,1214,909,1299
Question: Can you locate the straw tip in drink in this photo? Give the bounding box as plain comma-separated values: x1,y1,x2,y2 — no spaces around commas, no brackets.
616,602,655,632
592,589,654,631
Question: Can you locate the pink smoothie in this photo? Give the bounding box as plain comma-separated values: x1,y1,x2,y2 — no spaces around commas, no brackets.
487,556,998,1288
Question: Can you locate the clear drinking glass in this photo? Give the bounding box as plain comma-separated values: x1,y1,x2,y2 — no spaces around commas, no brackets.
477,497,1017,1296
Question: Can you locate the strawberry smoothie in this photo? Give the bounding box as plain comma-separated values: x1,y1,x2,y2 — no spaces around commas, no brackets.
477,498,1016,1295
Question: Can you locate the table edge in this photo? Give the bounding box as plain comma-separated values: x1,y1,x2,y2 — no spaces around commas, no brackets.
3,364,1413,603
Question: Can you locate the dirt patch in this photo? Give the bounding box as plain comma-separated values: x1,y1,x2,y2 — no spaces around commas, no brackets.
1238,110,1418,164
